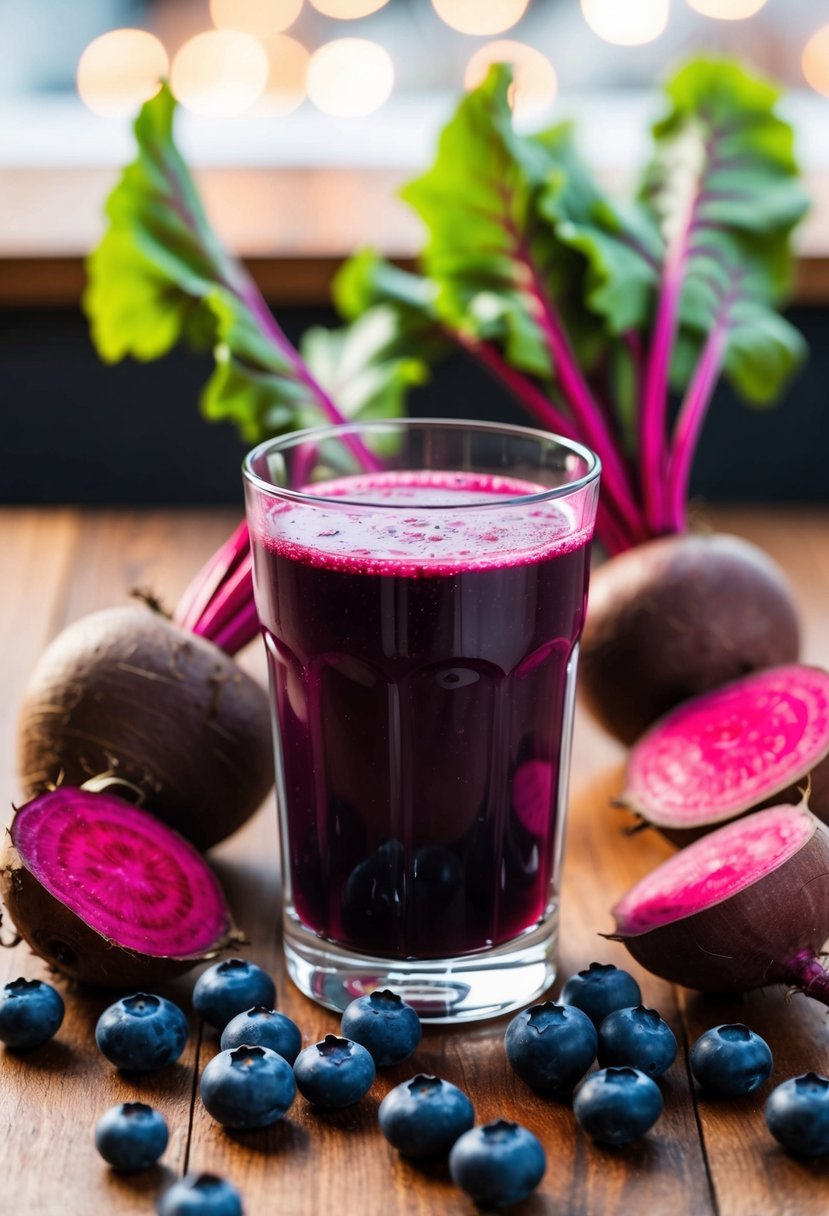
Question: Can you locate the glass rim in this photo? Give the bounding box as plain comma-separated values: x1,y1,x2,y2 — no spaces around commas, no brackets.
242,417,601,511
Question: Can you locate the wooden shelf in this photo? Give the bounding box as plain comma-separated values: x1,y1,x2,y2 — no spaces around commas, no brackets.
2,165,829,308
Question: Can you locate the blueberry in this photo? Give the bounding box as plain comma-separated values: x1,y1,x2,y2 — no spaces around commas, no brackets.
411,846,465,938
342,841,404,947
220,1006,302,1065
293,1034,376,1108
597,1005,677,1078
561,962,642,1028
341,990,421,1067
0,978,64,1049
689,1024,772,1097
193,959,276,1030
504,1001,597,1093
96,993,188,1071
95,1102,168,1171
378,1074,474,1158
765,1073,829,1157
200,1044,296,1129
157,1172,243,1216
449,1120,546,1207
574,1067,663,1145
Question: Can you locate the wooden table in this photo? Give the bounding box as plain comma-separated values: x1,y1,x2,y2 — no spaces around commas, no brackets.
3,505,829,1216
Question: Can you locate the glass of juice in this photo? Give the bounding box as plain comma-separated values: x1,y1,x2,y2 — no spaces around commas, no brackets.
243,419,600,1022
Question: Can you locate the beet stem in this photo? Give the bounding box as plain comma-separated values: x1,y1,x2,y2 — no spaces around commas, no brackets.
190,553,254,643
784,949,829,1006
174,520,251,634
210,604,262,655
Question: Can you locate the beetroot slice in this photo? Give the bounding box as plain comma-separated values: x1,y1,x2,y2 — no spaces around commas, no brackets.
2,788,238,985
621,664,829,830
609,804,829,1002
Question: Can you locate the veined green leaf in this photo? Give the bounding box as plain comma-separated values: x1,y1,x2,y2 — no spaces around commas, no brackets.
672,233,806,405
301,307,430,423
84,86,418,445
643,59,809,294
537,127,663,336
399,65,605,379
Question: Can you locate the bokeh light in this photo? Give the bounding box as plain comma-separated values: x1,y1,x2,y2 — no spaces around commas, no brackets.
580,0,669,46
465,41,557,120
77,29,168,118
307,39,394,117
210,0,304,37
687,0,767,17
170,30,269,117
310,0,391,16
803,24,829,99
254,35,310,116
432,0,530,37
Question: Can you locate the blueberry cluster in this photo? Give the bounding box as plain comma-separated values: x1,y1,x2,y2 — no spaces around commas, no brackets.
191,969,545,1208
9,951,829,1216
376,1062,544,1206
503,961,802,1156
504,962,669,1146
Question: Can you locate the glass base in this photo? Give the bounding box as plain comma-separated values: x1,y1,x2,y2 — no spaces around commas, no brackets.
283,912,558,1024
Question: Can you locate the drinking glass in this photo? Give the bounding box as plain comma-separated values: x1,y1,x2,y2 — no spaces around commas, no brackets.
243,419,600,1021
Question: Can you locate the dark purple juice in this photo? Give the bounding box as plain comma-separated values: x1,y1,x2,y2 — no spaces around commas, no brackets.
250,470,592,961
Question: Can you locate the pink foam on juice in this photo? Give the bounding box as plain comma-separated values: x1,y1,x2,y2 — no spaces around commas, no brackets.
251,469,593,960
258,470,592,576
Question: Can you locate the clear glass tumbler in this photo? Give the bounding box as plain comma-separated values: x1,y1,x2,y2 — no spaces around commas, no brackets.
243,419,600,1022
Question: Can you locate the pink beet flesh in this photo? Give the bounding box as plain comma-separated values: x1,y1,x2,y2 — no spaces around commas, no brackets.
624,665,829,828
613,804,816,936
11,789,230,957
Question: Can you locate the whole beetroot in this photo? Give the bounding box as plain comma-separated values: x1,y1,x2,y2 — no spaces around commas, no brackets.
17,605,273,850
580,533,801,746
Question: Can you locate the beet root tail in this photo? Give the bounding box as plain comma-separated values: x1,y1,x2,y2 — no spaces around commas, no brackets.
784,950,829,1006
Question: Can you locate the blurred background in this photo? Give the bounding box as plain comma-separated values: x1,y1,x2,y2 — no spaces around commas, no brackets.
1,0,827,504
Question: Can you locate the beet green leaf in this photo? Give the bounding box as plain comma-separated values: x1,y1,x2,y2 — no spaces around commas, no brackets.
84,84,425,444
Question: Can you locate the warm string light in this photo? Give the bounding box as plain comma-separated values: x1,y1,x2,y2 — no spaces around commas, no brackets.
254,35,310,116
803,24,829,99
77,29,168,117
309,0,391,16
210,0,304,37
465,41,557,120
170,30,269,117
307,38,394,117
580,0,669,46
686,0,767,18
432,0,529,37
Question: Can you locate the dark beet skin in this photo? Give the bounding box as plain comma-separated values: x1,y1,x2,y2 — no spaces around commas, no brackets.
17,606,273,850
612,815,829,996
580,533,801,746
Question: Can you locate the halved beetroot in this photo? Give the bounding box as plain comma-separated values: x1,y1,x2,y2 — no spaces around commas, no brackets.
609,803,829,1001
1,788,242,987
619,664,829,833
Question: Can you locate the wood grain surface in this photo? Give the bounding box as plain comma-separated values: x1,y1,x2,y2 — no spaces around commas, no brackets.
2,506,828,1216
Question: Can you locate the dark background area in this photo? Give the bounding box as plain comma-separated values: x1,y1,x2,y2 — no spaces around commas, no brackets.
3,302,826,508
